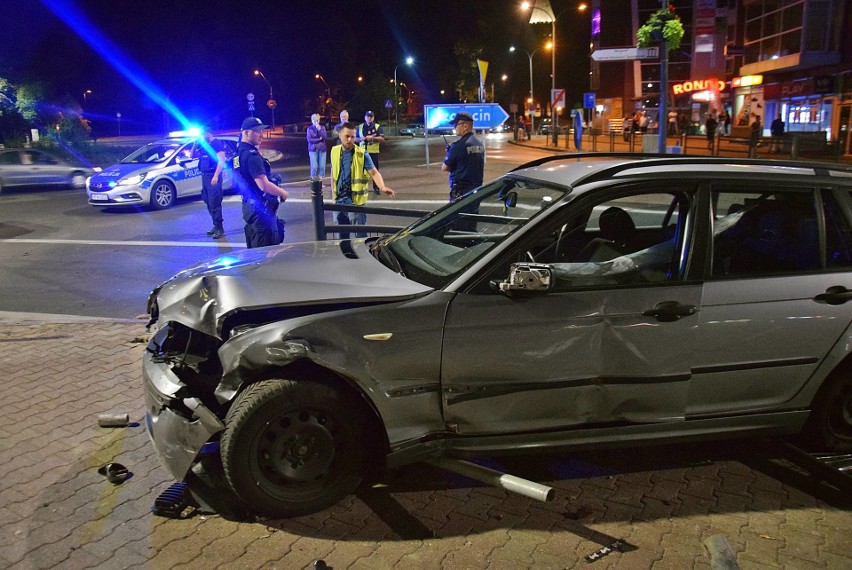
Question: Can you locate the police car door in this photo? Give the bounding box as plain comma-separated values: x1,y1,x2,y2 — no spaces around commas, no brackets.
172,141,202,197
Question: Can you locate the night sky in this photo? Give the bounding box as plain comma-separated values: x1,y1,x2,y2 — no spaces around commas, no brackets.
1,0,593,134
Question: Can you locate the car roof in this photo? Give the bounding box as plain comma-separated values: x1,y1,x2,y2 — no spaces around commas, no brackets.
509,154,852,190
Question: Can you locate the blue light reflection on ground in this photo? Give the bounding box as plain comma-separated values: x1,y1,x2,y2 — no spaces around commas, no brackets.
43,0,194,131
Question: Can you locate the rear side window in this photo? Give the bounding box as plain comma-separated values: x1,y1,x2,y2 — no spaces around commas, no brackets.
712,189,819,277
824,192,852,267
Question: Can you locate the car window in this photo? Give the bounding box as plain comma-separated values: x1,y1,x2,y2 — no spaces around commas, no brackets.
0,152,21,165
711,189,819,277
121,143,183,164
824,191,852,268
526,191,690,290
378,177,569,288
30,151,58,165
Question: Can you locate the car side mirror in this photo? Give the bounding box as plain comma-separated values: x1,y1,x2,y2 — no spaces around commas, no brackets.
495,263,554,295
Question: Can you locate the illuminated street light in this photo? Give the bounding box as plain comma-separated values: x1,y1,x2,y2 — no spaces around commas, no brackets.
393,56,414,131
253,69,275,132
315,73,332,121
510,43,551,135
82,89,92,106
524,1,588,143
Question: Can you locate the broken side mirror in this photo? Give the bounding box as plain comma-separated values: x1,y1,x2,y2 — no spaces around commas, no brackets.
496,263,554,295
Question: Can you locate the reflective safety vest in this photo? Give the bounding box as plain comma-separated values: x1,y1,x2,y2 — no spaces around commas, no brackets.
331,145,370,205
357,122,381,153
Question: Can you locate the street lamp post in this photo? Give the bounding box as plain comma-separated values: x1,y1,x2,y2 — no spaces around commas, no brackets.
253,69,275,133
315,73,331,122
509,45,548,136
82,89,92,106
393,56,414,132
524,1,587,144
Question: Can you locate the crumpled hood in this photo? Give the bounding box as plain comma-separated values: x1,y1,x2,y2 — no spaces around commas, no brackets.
88,163,151,187
153,240,432,338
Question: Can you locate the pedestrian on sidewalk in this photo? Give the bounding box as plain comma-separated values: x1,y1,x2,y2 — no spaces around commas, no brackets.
331,122,395,239
770,114,784,153
198,128,227,239
524,115,532,140
356,111,385,194
332,110,349,145
705,111,718,152
749,114,762,158
307,113,327,184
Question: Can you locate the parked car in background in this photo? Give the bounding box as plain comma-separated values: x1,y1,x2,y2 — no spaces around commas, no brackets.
399,123,425,137
489,121,510,134
86,135,238,210
538,118,553,135
0,148,97,194
143,154,852,518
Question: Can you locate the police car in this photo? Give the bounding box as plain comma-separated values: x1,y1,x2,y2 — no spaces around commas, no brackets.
86,135,239,210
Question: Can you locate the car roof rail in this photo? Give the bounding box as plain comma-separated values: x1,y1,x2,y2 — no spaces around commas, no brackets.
511,152,852,187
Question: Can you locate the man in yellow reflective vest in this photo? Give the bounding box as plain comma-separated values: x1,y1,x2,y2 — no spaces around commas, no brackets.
331,122,395,239
356,111,385,194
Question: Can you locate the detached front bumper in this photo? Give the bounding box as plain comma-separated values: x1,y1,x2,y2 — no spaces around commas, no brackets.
143,350,225,479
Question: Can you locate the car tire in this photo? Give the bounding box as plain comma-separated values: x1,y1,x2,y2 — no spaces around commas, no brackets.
804,366,852,452
220,378,370,518
149,179,176,209
70,171,87,189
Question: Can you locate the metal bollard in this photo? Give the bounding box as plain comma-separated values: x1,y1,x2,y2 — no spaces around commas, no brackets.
310,180,325,241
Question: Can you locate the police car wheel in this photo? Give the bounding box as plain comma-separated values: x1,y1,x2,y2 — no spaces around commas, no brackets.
220,378,371,517
149,180,175,210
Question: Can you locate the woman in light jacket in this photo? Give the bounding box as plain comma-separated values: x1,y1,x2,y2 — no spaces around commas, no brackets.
307,113,327,183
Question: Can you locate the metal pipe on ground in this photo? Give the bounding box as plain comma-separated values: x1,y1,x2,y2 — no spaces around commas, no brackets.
427,457,554,502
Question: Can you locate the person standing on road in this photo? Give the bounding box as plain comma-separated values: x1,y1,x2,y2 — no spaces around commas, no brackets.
442,112,484,202
749,114,762,158
234,116,289,249
705,111,718,152
770,114,785,153
331,122,395,239
524,115,532,140
356,111,385,194
307,113,327,185
198,129,227,239
332,109,349,145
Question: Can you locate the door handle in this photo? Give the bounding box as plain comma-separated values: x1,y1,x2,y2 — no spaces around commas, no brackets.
642,301,698,322
813,286,852,305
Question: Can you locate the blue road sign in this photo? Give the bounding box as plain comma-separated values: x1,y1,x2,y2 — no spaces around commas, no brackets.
583,92,596,109
424,103,510,131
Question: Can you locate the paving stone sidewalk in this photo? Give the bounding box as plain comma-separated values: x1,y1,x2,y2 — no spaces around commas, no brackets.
1,319,850,569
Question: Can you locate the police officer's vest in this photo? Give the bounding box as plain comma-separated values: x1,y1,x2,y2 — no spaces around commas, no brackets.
331,145,370,205
234,143,265,201
357,122,381,153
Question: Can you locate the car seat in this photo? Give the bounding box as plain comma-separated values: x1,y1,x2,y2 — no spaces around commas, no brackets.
575,206,637,262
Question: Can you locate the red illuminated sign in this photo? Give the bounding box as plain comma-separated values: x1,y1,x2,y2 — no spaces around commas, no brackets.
672,79,726,95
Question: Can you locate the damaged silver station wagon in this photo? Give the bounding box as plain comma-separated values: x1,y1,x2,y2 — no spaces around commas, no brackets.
144,155,852,517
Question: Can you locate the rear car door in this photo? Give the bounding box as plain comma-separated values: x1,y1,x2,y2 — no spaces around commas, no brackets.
441,183,703,435
689,184,852,415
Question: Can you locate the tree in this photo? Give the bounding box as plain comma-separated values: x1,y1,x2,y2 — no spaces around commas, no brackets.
0,77,29,143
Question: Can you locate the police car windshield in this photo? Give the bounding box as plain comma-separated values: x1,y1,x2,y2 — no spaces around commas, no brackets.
121,143,185,164
381,177,568,288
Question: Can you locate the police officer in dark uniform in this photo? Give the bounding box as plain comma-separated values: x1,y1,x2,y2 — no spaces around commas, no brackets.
441,112,484,202
234,117,288,248
198,128,227,239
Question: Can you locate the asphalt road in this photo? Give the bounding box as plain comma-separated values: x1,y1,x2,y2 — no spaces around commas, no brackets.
0,134,544,319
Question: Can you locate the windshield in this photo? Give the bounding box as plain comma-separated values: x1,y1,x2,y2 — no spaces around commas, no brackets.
376,176,569,288
121,142,185,164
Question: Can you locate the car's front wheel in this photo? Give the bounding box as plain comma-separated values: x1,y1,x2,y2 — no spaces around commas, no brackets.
220,378,371,517
149,180,176,209
70,171,87,189
804,366,852,452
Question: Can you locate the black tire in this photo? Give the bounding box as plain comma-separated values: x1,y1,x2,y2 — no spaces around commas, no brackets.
149,179,176,209
220,378,370,517
70,171,87,189
804,369,852,452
